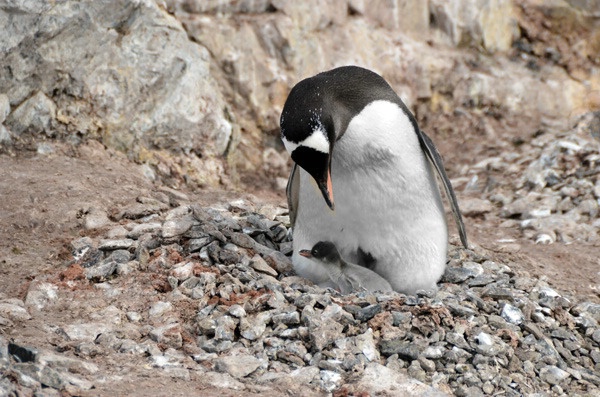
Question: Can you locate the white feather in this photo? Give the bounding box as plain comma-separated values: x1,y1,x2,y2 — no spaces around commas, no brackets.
292,100,447,294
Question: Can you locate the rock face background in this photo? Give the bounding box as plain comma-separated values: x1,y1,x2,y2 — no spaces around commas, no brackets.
1,0,599,188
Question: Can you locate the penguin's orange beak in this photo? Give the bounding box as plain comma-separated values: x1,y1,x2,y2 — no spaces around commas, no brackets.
317,169,335,210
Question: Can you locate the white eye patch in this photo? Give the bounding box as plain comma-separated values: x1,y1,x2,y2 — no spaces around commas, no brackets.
282,127,330,154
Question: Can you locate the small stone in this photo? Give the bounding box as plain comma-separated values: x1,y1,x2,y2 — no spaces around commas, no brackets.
240,312,271,340
228,304,246,318
126,311,142,322
446,332,472,350
481,285,513,300
127,222,162,239
0,302,31,322
14,362,65,389
441,267,475,283
25,282,58,310
98,239,135,251
272,311,300,325
354,304,382,322
202,371,245,390
422,346,444,359
214,354,262,378
391,311,412,326
8,342,37,363
501,304,524,325
106,225,129,239
355,328,379,362
149,301,172,317
250,254,278,277
214,316,237,341
162,216,195,238
460,198,494,216
320,370,342,392
309,321,344,351
418,356,436,373
264,251,293,273
379,340,420,360
149,323,183,348
539,365,570,385
84,207,111,230
171,262,194,281
62,322,111,342
84,259,117,282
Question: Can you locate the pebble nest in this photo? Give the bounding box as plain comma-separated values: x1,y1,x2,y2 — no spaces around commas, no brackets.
1,187,599,397
1,113,600,397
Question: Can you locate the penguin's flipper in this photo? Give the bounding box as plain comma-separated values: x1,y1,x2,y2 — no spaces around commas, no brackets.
418,130,468,249
286,163,300,228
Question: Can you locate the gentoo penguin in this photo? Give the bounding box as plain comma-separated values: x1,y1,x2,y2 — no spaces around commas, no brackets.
300,241,393,294
280,65,467,295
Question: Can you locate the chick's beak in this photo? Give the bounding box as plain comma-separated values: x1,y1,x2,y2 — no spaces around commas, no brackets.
299,250,312,258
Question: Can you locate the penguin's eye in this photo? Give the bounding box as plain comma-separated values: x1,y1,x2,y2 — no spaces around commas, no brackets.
312,249,319,256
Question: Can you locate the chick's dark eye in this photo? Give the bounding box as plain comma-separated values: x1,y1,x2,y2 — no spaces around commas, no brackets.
312,249,319,256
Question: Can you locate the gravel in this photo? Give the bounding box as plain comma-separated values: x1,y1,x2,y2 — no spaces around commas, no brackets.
1,173,600,396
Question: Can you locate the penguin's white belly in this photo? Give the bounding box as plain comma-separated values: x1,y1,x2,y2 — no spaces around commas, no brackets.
291,100,448,294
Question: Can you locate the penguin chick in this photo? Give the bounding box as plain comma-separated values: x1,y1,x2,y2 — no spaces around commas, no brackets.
299,241,393,294
281,66,468,295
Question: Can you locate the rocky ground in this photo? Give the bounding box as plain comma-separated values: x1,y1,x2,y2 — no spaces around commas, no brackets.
2,2,600,395
1,108,600,396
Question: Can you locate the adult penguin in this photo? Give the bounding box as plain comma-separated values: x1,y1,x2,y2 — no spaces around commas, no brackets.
280,66,467,295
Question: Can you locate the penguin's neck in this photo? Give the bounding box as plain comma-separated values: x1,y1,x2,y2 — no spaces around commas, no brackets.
333,100,422,175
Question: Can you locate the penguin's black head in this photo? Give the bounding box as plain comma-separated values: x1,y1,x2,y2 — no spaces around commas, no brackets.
280,78,336,210
299,241,341,264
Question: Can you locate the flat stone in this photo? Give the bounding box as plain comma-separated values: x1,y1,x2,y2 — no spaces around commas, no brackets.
162,216,195,238
441,267,475,284
353,304,382,322
0,302,31,321
379,339,421,360
272,311,300,325
203,371,245,390
214,316,237,341
214,354,262,378
228,304,246,318
351,363,447,396
25,282,58,310
264,251,293,273
501,304,524,325
149,301,172,317
309,321,344,351
98,239,135,251
127,222,162,239
37,350,99,374
250,254,278,277
355,328,379,361
149,323,183,348
539,365,571,385
240,312,271,341
84,208,111,230
14,362,64,389
460,198,494,216
62,322,111,342
84,259,117,281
